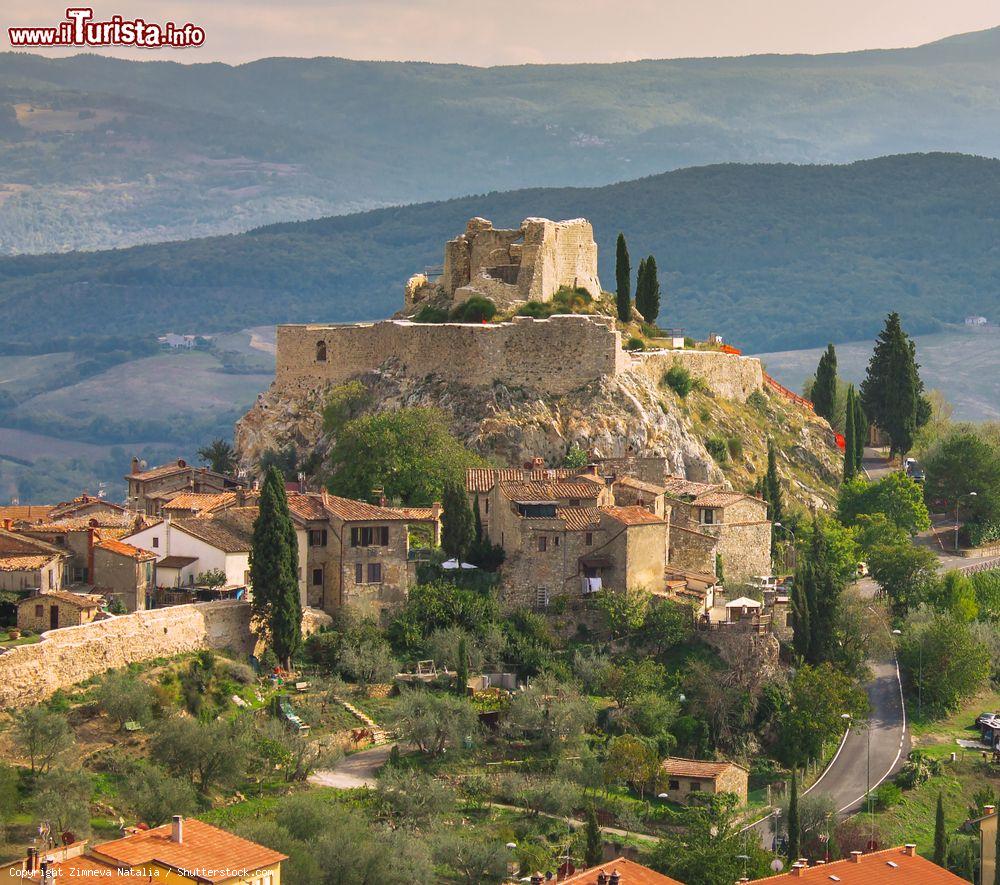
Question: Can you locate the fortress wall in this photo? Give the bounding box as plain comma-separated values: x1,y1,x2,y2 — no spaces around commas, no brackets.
275,315,625,395
629,350,765,402
0,602,332,708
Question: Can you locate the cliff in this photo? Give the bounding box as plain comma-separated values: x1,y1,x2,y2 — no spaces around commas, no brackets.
236,355,843,509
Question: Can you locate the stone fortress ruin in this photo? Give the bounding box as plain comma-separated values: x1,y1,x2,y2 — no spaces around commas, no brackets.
274,215,766,401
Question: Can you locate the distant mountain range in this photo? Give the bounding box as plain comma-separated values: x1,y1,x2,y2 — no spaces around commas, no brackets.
1,152,997,353
1,27,1000,253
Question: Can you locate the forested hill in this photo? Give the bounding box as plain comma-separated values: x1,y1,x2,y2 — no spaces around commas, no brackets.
1,27,1000,253
0,152,998,353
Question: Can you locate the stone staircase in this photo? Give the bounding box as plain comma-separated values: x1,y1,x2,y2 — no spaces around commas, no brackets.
333,695,393,745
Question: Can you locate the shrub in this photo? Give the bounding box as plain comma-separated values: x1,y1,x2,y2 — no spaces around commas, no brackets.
705,435,729,462
968,520,1000,547
551,285,593,312
624,336,645,351
450,296,496,323
662,364,693,397
726,436,744,460
873,782,902,810
747,390,768,410
515,301,549,318
412,305,449,323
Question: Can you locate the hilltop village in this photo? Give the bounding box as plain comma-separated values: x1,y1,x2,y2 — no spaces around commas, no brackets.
1,216,997,885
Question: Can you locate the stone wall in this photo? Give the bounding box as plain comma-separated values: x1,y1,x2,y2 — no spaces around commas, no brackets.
630,350,764,402
0,602,332,708
702,521,773,584
668,524,718,575
275,315,626,396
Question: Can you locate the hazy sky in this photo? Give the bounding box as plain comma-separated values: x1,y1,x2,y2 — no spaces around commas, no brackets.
5,0,999,66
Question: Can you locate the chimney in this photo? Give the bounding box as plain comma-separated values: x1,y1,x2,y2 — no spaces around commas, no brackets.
2,517,11,531
39,860,49,883
171,815,183,844
596,873,608,885
789,862,806,877
984,805,996,816
131,456,140,474
849,851,863,863
27,848,37,874
902,845,917,857
608,871,621,885
177,459,187,468
530,874,544,885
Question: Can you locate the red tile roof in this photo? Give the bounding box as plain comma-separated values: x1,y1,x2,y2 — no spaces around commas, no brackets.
600,505,664,526
0,527,66,557
0,504,54,524
560,857,685,884
499,479,603,502
96,537,156,560
557,507,603,530
615,475,666,495
659,756,746,778
749,846,968,883
466,466,580,493
18,590,103,609
93,819,286,883
161,492,238,514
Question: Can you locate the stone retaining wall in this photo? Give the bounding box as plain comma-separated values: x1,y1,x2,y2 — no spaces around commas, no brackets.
629,350,765,402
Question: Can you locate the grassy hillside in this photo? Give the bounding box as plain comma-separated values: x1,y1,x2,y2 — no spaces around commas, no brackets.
0,27,999,252
0,153,998,353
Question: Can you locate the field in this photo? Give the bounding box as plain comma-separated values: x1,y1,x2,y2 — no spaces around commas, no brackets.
756,324,1000,422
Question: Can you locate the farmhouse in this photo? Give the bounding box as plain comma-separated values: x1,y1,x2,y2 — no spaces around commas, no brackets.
17,588,104,632
658,756,749,806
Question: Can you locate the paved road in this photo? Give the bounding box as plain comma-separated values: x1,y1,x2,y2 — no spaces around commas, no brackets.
309,743,396,789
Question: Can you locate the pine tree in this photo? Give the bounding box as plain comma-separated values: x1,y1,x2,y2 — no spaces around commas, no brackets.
585,806,603,867
764,438,783,523
811,344,838,420
860,312,926,458
843,385,857,482
933,792,947,866
455,636,469,696
441,478,474,560
615,233,632,323
853,393,867,468
787,771,800,863
249,466,302,668
635,255,661,324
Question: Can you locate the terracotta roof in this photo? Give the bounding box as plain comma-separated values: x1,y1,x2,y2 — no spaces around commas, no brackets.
14,854,131,882
749,846,968,883
557,507,603,530
692,490,765,508
660,756,746,778
559,857,685,884
23,513,141,532
156,555,199,569
0,554,57,571
615,475,666,495
127,459,193,480
18,590,102,609
173,516,251,553
600,505,664,526
0,504,54,523
499,479,603,502
393,506,441,522
322,492,422,522
0,527,66,557
93,819,286,882
662,476,719,499
161,492,238,514
466,466,579,493
285,492,328,521
49,496,126,518
96,537,156,560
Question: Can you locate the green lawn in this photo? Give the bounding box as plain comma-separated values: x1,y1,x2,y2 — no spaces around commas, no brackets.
0,630,41,648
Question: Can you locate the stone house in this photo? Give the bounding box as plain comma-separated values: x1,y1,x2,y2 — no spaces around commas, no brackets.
47,494,126,522
125,457,244,517
92,538,157,612
658,757,749,806
0,528,66,594
17,589,103,632
662,477,771,583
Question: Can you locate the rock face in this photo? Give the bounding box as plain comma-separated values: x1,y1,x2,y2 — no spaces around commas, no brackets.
236,356,842,507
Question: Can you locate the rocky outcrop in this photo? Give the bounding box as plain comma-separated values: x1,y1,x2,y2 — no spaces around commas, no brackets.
236,355,842,508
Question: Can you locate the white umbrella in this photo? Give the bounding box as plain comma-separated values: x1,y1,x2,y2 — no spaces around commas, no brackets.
441,558,478,570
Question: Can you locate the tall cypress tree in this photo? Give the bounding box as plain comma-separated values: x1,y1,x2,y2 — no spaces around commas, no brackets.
585,806,603,867
635,255,661,324
853,393,867,468
455,636,469,696
787,771,800,863
933,792,947,866
843,385,857,482
250,466,302,668
441,478,474,560
764,438,783,524
860,312,926,458
615,233,632,323
811,344,838,420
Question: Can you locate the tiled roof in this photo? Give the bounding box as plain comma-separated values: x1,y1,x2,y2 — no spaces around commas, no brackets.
0,504,54,523
18,590,102,609
173,516,251,553
665,567,720,586
161,492,238,513
600,505,664,526
93,819,286,882
15,854,132,882
693,490,765,508
560,857,685,884
0,528,66,557
157,555,199,569
393,506,441,522
556,507,603,530
127,459,192,480
0,554,57,571
499,479,602,502
662,476,719,499
749,846,968,883
24,512,142,532
466,466,579,493
49,496,126,518
660,756,746,778
615,475,666,495
322,492,423,522
96,538,156,560
285,492,328,521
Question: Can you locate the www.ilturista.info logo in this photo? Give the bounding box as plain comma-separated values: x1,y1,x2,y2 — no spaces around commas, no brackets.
8,7,205,48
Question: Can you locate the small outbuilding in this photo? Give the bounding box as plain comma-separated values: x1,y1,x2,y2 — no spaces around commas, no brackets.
17,589,104,632
659,756,749,805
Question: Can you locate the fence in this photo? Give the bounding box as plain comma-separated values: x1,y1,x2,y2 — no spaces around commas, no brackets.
763,372,815,411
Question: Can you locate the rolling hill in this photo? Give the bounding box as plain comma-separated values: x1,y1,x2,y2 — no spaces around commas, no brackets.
1,26,1000,252
0,153,997,354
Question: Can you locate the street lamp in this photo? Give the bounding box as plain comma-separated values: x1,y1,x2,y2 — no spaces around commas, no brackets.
955,492,978,552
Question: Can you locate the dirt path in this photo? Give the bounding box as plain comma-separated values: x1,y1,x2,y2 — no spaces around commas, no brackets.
309,743,396,789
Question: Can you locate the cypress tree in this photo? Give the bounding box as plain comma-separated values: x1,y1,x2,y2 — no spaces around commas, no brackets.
787,771,800,863
843,385,857,482
615,233,632,323
441,478,474,560
455,636,469,696
811,344,838,420
635,255,661,324
853,393,867,468
249,466,302,668
764,438,783,524
585,806,603,867
860,312,926,458
933,792,947,866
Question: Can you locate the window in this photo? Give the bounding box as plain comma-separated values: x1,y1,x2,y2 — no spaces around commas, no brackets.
585,532,593,546
485,499,490,514
668,779,679,791
35,604,43,617
355,562,364,584
689,782,702,791
152,536,159,548
537,536,547,552
554,536,560,547
312,568,324,586
309,529,328,547
316,341,327,362
351,525,389,547
786,612,794,627
701,509,716,525
367,562,383,584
